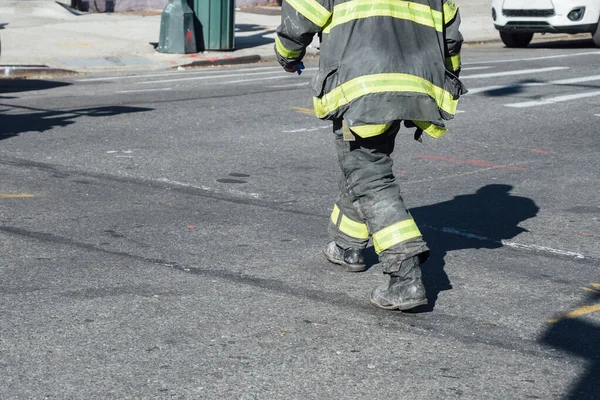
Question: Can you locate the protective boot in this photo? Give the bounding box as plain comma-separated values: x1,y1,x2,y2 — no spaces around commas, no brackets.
323,241,367,272
369,257,427,310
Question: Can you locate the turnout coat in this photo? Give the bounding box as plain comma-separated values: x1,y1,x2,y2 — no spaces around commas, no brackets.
275,0,467,138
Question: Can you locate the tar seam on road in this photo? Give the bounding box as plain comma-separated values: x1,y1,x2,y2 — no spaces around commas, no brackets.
0,224,573,360
1,156,597,265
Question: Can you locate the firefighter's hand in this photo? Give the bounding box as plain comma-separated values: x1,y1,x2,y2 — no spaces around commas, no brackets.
283,65,297,73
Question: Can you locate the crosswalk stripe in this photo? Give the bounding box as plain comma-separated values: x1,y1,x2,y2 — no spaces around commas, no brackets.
506,90,600,108
462,51,600,65
460,67,568,80
467,74,600,95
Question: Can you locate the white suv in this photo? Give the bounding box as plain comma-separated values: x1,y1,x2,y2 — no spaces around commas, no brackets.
492,0,600,47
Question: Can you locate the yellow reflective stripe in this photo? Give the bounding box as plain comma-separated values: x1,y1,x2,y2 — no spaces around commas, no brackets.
275,37,302,59
323,0,443,34
331,204,341,224
340,215,370,239
287,0,332,27
372,218,422,254
443,0,458,24
445,54,461,71
413,120,447,138
350,124,391,138
313,73,458,118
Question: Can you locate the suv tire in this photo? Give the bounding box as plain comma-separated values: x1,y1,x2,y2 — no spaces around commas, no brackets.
593,23,600,48
500,31,534,48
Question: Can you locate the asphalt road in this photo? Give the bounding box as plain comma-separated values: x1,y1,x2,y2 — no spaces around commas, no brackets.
1,38,599,399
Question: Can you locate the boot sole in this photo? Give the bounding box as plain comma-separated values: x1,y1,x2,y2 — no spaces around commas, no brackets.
322,249,367,273
369,298,428,311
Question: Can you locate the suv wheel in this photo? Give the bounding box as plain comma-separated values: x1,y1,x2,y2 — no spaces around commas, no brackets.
500,31,534,48
593,23,600,48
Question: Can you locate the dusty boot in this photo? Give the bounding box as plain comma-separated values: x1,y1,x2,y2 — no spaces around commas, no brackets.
370,257,427,310
323,241,366,272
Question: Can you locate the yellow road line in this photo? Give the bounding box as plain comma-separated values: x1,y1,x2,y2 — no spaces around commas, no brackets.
0,194,34,198
549,283,600,323
562,304,600,319
291,106,315,116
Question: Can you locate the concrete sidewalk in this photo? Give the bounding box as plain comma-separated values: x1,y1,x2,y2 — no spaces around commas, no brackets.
0,0,497,78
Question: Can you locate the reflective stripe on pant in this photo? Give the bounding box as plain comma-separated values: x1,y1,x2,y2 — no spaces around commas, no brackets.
328,119,429,274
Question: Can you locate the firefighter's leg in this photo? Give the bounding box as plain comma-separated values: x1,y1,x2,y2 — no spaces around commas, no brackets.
334,119,430,310
324,120,370,272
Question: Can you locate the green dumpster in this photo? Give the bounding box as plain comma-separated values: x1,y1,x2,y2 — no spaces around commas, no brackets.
188,0,235,51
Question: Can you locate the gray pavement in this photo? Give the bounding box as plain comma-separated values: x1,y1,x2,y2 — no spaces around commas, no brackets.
1,43,600,398
0,0,501,77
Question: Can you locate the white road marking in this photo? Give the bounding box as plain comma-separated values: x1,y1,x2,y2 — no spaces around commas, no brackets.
506,90,600,108
460,67,569,80
467,74,600,95
268,82,310,88
77,65,284,82
430,226,586,259
139,68,318,84
462,51,600,66
116,88,172,94
220,75,314,85
595,114,600,117
460,66,493,71
283,126,329,133
157,178,261,199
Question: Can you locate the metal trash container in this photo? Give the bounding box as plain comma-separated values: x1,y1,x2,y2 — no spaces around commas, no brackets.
157,0,197,54
188,0,235,51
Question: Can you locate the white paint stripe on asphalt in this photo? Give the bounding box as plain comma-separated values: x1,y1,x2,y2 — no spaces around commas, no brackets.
501,241,586,259
139,68,318,84
157,178,261,199
283,126,329,133
116,88,172,94
467,74,600,95
460,67,569,80
431,226,586,259
77,65,284,82
462,51,600,66
220,75,309,85
505,90,600,108
460,66,493,71
268,82,310,88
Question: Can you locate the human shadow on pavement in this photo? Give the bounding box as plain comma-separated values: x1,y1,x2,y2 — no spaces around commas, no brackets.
364,184,539,311
540,285,600,399
0,104,153,140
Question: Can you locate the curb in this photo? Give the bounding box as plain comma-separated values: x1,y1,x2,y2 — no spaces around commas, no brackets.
172,54,263,69
171,50,320,70
1,65,80,79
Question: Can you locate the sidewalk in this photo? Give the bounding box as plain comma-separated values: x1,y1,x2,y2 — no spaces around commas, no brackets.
0,0,496,78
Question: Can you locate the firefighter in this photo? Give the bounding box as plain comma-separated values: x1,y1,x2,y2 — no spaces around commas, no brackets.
275,0,466,310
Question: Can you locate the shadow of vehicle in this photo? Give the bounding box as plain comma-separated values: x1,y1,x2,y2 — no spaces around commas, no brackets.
365,184,540,311
0,104,153,140
540,285,600,399
0,80,72,98
528,37,596,49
